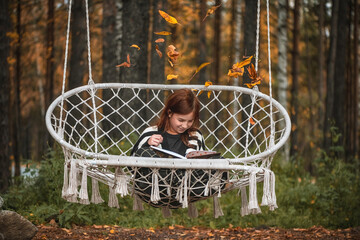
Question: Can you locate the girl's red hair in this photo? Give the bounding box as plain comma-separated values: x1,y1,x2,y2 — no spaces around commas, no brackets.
157,89,200,147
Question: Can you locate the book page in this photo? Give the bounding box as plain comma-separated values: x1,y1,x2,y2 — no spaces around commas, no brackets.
150,146,186,159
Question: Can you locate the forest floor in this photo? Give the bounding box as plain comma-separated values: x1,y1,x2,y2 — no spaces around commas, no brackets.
33,224,360,239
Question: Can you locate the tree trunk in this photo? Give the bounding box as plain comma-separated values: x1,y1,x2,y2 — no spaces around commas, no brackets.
290,0,300,159
333,0,349,152
345,0,358,162
13,0,22,177
69,0,86,90
241,0,257,145
231,0,242,138
197,0,207,84
212,0,221,85
120,0,150,128
318,0,325,136
150,0,166,84
120,0,149,84
323,0,339,151
277,0,289,161
0,0,11,192
102,0,118,136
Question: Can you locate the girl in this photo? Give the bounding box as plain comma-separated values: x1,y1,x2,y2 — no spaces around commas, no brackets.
131,88,227,210
131,88,205,157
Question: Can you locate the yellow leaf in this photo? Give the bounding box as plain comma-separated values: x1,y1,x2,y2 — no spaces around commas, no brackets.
130,44,140,50
195,62,211,73
109,229,115,234
159,10,179,24
204,81,213,87
207,91,212,98
154,31,172,35
167,74,178,81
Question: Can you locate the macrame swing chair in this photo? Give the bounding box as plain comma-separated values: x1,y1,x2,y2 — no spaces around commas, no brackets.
46,0,291,218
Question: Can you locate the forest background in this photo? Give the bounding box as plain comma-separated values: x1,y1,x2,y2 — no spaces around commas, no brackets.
0,0,359,230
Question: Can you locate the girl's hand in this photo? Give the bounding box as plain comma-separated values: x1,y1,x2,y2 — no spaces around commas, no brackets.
148,134,163,146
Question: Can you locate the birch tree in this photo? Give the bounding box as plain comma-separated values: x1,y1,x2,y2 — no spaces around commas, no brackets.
277,0,289,161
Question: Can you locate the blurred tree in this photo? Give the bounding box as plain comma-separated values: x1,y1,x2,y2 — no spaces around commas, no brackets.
344,0,358,162
69,0,86,90
150,0,166,84
45,0,55,148
318,0,325,134
0,0,11,192
212,0,221,85
290,0,300,159
12,0,22,176
197,0,207,84
277,0,289,161
323,0,338,151
102,0,117,135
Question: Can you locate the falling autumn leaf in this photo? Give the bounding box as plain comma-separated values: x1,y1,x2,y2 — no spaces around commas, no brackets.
228,56,253,78
130,44,140,50
249,117,256,125
154,31,172,35
244,63,262,88
199,81,213,98
168,59,174,67
167,74,178,81
116,54,131,68
167,45,180,65
202,4,222,22
159,10,179,25
188,62,211,83
155,45,162,58
155,38,165,43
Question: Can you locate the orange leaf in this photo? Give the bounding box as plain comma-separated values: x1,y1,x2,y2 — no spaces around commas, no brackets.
233,56,253,69
245,80,261,88
167,74,178,81
202,4,221,22
167,45,180,65
199,81,213,98
116,54,131,68
249,117,255,125
155,45,162,58
159,10,179,24
130,44,140,50
155,38,165,43
228,56,253,78
154,31,172,35
168,59,174,67
227,68,244,78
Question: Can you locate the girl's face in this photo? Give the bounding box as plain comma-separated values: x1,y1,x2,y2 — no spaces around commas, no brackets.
167,111,195,135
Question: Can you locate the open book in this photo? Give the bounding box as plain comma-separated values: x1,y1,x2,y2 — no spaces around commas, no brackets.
151,146,221,159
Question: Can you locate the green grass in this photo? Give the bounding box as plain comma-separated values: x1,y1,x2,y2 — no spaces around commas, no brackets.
2,143,359,229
